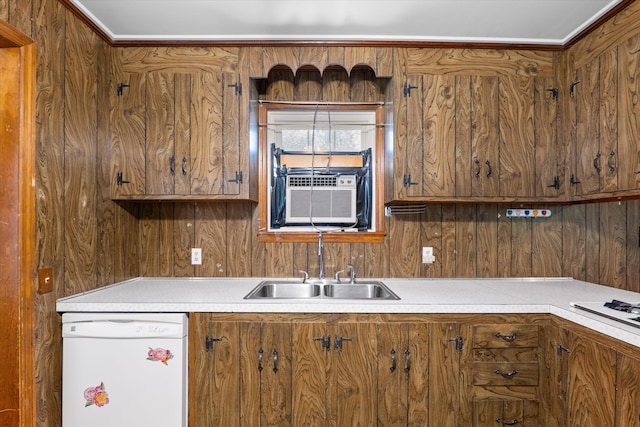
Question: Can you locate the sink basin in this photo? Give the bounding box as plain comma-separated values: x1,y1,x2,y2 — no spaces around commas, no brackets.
244,280,399,300
244,282,321,299
324,282,399,300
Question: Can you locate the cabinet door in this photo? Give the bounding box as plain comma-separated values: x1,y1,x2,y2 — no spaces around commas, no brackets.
615,351,640,427
329,323,378,427
110,73,146,197
565,329,616,427
406,75,457,198
191,72,224,195
292,322,377,426
534,76,562,197
189,315,241,427
571,52,619,196
470,75,500,197
617,33,640,191
499,75,535,197
377,322,429,426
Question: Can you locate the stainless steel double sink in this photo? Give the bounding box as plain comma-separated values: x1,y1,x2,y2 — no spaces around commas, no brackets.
244,279,400,300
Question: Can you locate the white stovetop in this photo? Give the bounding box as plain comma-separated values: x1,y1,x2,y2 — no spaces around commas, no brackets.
56,277,640,348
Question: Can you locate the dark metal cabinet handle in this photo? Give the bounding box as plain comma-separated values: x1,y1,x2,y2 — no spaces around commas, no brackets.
257,348,264,371
607,151,616,173
272,349,279,373
594,152,602,174
494,332,517,341
475,159,481,178
495,369,519,378
495,419,520,425
181,157,188,176
404,349,411,373
390,349,397,372
169,156,175,176
485,160,492,178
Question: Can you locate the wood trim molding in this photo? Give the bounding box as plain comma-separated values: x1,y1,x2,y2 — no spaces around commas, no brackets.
55,0,637,51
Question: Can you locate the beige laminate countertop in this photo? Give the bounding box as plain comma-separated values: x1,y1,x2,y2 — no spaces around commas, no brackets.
56,277,640,348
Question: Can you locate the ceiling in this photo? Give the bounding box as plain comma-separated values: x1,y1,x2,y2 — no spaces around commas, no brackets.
69,0,626,46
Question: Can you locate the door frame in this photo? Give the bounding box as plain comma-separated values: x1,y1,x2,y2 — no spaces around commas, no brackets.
0,18,36,427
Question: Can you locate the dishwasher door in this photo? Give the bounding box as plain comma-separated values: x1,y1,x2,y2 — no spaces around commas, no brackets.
62,313,188,427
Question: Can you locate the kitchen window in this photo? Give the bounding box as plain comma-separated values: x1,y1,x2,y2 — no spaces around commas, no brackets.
257,102,386,243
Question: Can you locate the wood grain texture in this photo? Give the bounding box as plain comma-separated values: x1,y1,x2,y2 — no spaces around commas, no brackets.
120,46,239,73
329,322,377,427
574,57,601,195
499,76,535,197
406,48,554,77
292,323,328,426
617,33,640,191
404,74,423,198
531,205,563,277
455,204,477,277
428,323,459,427
239,322,261,426
533,76,560,197
599,201,627,288
455,75,473,197
471,75,499,197
63,13,98,294
191,72,224,194
377,323,409,425
223,72,241,195
195,203,228,276
422,74,456,197
566,328,616,427
260,322,293,427
476,204,498,277
615,352,640,427
599,47,619,193
110,72,146,196
562,204,587,280
174,73,192,195
146,72,175,194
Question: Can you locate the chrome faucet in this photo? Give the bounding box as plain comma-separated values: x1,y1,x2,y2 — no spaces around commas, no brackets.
318,232,325,280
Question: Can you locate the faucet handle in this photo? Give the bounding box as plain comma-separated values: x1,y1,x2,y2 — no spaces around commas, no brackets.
346,264,356,283
334,270,344,282
298,270,309,283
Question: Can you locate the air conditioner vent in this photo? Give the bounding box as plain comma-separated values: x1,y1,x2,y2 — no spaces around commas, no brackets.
288,176,338,187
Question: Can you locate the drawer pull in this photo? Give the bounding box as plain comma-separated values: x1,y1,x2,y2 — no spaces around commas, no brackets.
495,418,520,425
494,332,518,341
495,369,519,378
390,349,397,372
272,349,279,373
257,348,263,371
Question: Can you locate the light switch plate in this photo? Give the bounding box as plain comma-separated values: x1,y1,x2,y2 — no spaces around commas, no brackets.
37,267,53,294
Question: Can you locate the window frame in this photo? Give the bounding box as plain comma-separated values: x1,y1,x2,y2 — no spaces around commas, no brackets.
257,102,386,243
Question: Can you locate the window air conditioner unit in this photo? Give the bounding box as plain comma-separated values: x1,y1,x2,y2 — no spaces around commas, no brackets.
285,175,357,224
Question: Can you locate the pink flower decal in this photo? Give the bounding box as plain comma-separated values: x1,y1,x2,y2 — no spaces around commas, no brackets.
147,347,173,365
84,383,109,407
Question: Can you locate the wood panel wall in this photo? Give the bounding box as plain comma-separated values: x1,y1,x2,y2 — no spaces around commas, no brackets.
4,0,640,426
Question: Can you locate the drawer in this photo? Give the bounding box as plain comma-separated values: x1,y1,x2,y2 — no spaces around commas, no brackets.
472,324,539,348
473,362,539,386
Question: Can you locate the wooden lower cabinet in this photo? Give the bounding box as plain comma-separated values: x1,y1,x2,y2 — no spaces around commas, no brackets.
189,313,640,427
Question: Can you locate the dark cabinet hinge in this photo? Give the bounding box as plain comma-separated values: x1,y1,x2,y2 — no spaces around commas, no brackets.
447,336,463,352
547,176,560,190
546,88,558,100
205,336,222,352
569,80,581,97
403,174,418,187
570,173,581,186
117,83,130,96
228,82,242,96
557,344,571,357
228,170,243,184
403,83,418,97
116,172,130,186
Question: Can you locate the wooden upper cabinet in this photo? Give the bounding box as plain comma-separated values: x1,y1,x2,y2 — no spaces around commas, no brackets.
111,71,251,201
392,71,555,202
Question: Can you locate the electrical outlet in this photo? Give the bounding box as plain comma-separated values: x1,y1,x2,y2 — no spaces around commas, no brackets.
422,247,435,264
191,248,202,265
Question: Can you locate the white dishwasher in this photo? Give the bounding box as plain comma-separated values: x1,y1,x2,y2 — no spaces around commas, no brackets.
62,312,188,427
